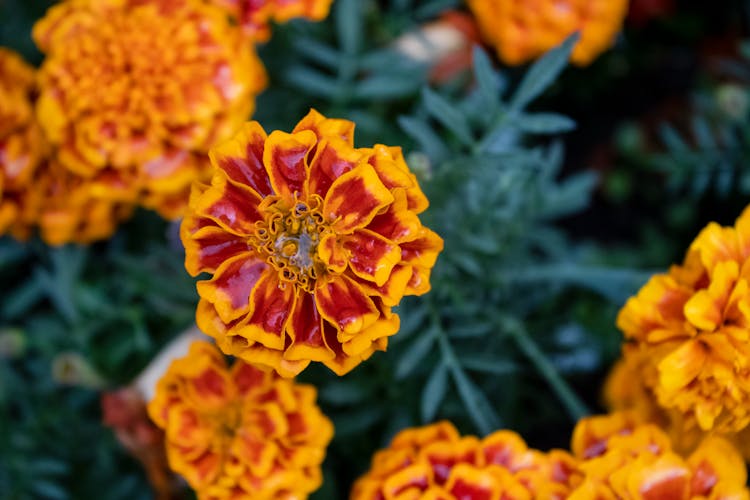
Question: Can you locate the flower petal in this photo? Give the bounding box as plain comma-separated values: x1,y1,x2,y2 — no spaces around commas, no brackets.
209,121,273,196
658,339,707,392
352,264,412,307
314,275,379,335
344,229,401,287
235,271,296,351
292,108,355,145
263,129,317,200
317,233,348,274
323,163,394,234
367,189,421,243
193,173,264,236
285,291,334,362
307,137,365,198
182,222,251,276
196,256,268,323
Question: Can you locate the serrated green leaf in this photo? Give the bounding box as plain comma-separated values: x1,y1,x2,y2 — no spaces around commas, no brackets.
422,87,474,145
421,361,448,422
510,34,578,111
395,328,436,379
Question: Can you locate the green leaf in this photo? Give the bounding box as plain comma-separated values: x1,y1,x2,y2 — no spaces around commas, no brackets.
395,328,436,379
421,361,448,422
472,46,501,108
1,276,44,320
285,66,340,99
422,87,474,145
515,113,576,134
510,33,578,111
398,115,449,161
353,74,421,99
335,0,362,55
450,363,501,434
458,357,518,375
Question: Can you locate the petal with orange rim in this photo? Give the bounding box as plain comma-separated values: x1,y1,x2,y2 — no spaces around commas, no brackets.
196,256,268,324
232,423,281,478
344,229,401,287
314,275,379,335
193,173,264,236
367,190,421,243
306,137,364,198
421,437,480,485
341,308,399,357
658,339,707,392
231,360,272,397
234,271,296,351
368,145,429,213
688,437,747,494
444,463,506,500
323,163,394,234
625,453,690,500
183,222,252,276
352,264,412,307
320,321,367,376
209,121,273,196
481,430,535,472
285,291,334,362
317,233,348,274
691,223,740,274
382,462,433,498
263,129,317,200
401,227,444,270
234,342,311,378
292,108,355,144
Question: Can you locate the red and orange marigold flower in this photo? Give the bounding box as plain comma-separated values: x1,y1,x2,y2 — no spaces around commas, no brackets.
617,206,750,434
351,421,579,499
210,0,334,42
148,340,333,499
181,109,443,377
33,0,267,219
570,412,750,499
466,0,629,66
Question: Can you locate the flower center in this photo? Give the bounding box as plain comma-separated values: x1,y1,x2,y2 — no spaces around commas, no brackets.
253,194,331,292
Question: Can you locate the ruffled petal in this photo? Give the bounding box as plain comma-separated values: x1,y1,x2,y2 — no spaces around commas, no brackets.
344,229,401,287
658,340,707,392
323,163,394,234
196,256,268,323
292,108,355,145
285,291,334,362
192,173,264,236
263,129,317,200
182,222,252,276
209,121,273,196
235,271,296,350
314,275,379,335
307,137,365,198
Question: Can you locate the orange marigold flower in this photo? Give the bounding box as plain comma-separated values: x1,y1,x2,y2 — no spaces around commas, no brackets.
0,47,48,238
210,0,334,42
181,109,443,377
147,340,333,499
569,412,750,500
466,0,629,66
351,421,579,500
617,206,750,434
33,0,267,219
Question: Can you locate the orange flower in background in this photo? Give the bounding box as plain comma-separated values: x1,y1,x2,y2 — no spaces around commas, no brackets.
351,421,578,499
569,412,750,499
617,206,750,434
466,0,629,66
210,0,334,42
0,47,48,238
33,0,267,219
182,109,443,377
147,340,333,499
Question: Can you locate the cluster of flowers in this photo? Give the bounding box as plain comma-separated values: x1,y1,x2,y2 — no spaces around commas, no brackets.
0,0,331,245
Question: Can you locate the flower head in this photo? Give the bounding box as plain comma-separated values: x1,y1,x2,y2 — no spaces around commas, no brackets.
617,206,750,433
210,0,334,42
351,421,578,500
466,0,629,66
181,109,443,376
0,48,48,237
147,340,333,499
569,412,750,500
33,0,267,219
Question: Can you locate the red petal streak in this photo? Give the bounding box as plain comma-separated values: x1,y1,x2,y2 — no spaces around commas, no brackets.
263,130,317,200
344,229,401,287
353,264,412,306
315,275,379,335
317,233,348,273
184,224,251,276
196,257,268,323
231,362,271,397
401,228,444,269
235,272,296,351
367,190,421,243
194,174,263,235
324,164,394,234
210,121,273,196
286,292,334,362
307,138,365,198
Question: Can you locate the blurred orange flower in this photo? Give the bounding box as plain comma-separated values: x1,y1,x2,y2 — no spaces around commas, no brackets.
351,421,578,499
33,0,267,219
147,340,333,499
617,206,750,434
466,0,629,66
570,412,749,499
0,48,48,239
182,109,443,377
210,0,334,42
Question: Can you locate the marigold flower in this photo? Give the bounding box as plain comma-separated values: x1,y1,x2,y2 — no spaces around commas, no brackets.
569,412,750,500
148,340,333,499
210,0,333,42
0,48,48,238
33,0,267,219
181,109,443,376
466,0,629,66
617,206,750,433
351,421,578,500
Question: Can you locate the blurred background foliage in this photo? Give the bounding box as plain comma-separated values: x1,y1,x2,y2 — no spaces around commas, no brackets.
2,0,750,498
